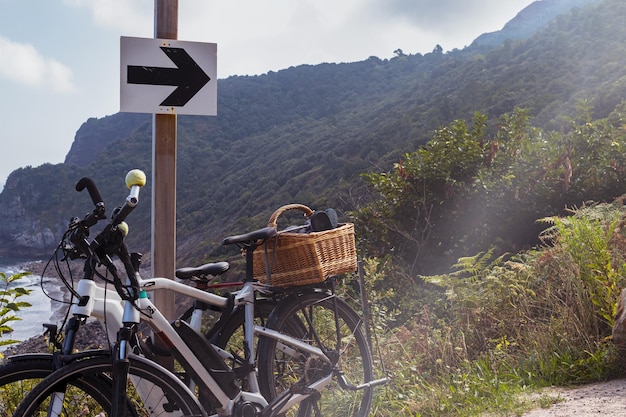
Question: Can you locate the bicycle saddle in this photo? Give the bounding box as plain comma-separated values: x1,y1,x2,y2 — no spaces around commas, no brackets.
221,226,277,246
175,261,230,280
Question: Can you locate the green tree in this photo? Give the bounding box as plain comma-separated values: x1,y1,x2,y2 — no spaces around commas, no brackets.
354,104,626,277
354,111,520,274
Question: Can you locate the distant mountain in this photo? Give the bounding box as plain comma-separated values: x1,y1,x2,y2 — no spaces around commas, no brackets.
64,113,149,167
470,0,601,49
0,0,623,266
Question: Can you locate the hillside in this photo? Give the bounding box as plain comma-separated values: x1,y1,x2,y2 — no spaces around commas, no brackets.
0,0,621,266
470,0,600,48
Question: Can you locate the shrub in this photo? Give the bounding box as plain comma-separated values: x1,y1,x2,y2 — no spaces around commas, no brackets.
0,272,33,349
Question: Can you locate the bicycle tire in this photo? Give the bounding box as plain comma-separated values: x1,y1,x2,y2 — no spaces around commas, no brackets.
257,290,374,417
0,354,136,417
1,300,272,417
12,353,204,417
0,356,53,417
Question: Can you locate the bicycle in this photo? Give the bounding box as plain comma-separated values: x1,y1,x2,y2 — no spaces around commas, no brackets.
0,265,266,417
0,171,273,416
13,174,386,417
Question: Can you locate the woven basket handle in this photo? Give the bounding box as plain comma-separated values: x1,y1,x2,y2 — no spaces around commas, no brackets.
268,204,314,228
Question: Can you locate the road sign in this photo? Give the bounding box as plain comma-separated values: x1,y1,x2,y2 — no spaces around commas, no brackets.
120,36,217,115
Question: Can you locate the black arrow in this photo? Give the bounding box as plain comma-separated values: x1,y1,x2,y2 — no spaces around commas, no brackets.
127,47,211,107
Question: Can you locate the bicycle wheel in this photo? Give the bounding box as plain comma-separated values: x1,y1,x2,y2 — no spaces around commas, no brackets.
12,353,204,417
0,355,54,417
0,354,131,417
257,290,374,417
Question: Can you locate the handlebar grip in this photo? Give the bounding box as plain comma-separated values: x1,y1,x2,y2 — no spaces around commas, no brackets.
75,177,103,206
112,169,147,226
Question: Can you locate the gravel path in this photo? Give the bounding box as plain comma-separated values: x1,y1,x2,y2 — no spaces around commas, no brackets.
523,378,626,416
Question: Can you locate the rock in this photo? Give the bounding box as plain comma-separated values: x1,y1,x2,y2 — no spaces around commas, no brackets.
2,320,110,356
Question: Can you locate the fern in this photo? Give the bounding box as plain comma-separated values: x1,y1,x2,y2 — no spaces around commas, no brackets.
0,271,33,348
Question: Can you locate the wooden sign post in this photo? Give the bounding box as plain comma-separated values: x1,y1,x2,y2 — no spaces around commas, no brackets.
121,1,215,320
152,0,178,322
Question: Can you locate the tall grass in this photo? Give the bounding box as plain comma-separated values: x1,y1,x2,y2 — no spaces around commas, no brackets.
365,201,626,416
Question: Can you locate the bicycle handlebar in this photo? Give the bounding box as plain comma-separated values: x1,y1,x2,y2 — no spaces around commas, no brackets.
75,177,104,206
68,168,146,272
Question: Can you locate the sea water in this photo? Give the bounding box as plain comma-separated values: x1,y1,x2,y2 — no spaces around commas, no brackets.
0,257,64,346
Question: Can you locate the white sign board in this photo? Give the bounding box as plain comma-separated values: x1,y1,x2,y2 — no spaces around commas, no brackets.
120,36,217,115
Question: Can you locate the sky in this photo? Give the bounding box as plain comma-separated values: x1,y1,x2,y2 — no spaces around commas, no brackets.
0,0,536,190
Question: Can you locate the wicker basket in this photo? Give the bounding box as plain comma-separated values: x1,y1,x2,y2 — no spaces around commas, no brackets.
253,204,357,287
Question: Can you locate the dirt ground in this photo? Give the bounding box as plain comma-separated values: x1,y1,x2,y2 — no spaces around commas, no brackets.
523,378,626,416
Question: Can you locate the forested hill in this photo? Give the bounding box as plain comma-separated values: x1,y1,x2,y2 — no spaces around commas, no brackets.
0,0,619,265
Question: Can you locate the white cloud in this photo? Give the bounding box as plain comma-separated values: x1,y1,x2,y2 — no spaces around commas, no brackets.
175,0,534,76
56,0,534,77
62,0,152,35
366,0,532,31
175,0,415,75
0,36,76,93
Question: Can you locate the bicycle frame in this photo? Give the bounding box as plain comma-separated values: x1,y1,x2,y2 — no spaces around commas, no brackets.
22,278,197,417
57,273,320,415
60,276,244,361
70,278,124,342
131,276,334,415
19,276,244,417
74,268,335,414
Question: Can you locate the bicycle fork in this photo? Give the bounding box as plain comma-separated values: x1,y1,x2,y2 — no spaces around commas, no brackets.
112,298,141,417
43,278,122,417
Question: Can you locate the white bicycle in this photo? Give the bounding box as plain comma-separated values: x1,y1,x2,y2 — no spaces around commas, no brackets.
11,170,385,417
1,171,273,417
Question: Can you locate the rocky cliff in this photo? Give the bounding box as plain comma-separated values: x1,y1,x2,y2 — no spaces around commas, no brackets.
0,168,66,257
